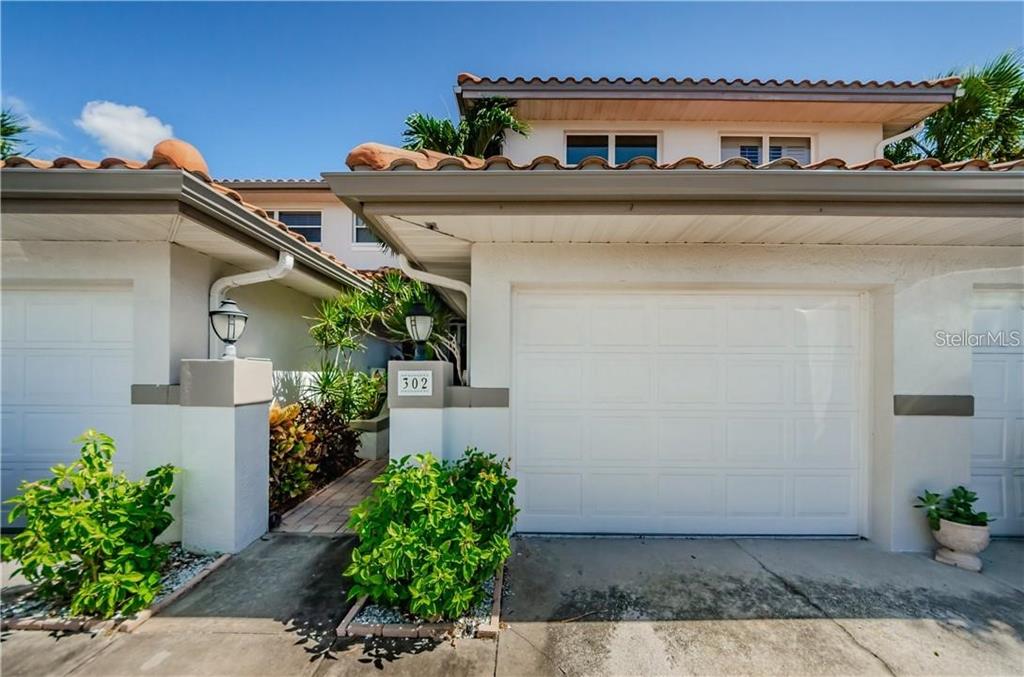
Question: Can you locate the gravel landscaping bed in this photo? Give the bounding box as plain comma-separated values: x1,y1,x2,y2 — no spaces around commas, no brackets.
1,544,219,626
351,577,497,638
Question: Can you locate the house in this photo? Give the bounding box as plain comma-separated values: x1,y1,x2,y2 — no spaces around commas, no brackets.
218,178,399,372
0,140,372,551
327,73,1024,551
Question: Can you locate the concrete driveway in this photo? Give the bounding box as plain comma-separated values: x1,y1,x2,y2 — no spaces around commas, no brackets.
1,535,1021,676
498,537,1024,676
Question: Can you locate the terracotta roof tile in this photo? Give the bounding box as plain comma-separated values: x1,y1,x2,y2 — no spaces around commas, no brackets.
1,139,368,286
345,143,1021,174
457,73,962,90
149,139,211,180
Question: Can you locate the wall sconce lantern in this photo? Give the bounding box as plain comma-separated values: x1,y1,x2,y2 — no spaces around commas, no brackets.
209,299,248,359
404,302,434,360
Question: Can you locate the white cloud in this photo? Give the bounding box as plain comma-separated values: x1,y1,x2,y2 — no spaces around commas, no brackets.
74,101,173,159
3,95,62,139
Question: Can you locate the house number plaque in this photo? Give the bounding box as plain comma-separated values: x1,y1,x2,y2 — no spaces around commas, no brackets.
397,370,433,396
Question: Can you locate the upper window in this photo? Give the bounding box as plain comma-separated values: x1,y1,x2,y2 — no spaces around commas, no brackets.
353,214,381,246
276,211,321,243
721,135,811,165
566,133,658,165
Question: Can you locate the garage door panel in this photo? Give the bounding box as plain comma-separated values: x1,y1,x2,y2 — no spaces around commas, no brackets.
725,474,786,517
25,299,94,344
794,416,856,467
795,360,856,406
726,303,788,347
726,418,786,464
587,356,651,404
518,302,585,347
657,304,720,346
520,414,583,464
588,416,655,464
591,301,651,346
970,474,1007,520
972,418,1007,463
725,359,786,405
521,357,582,403
584,472,652,516
794,475,855,518
515,290,862,535
971,291,1023,535
519,471,581,516
2,289,133,521
657,473,722,516
657,417,720,463
657,358,719,404
794,303,856,349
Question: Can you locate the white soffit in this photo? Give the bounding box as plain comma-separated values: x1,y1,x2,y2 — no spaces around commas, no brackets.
383,212,1024,251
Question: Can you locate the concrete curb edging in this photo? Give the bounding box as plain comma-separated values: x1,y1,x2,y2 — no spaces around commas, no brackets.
336,563,505,640
1,553,231,634
475,564,504,639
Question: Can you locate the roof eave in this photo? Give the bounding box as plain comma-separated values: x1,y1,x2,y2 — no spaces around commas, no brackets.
324,169,1024,209
0,170,370,291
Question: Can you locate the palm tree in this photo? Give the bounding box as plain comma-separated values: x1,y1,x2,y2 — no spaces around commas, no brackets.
885,49,1024,163
1,108,32,160
401,97,529,158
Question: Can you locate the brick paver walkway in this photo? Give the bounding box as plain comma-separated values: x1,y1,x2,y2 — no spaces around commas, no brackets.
275,459,387,535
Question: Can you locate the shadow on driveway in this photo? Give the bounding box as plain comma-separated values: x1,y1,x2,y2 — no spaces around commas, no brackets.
498,536,1024,676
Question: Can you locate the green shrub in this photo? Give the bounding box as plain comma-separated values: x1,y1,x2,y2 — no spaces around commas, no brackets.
1,430,178,618
304,360,385,421
269,401,317,511
344,449,517,620
915,485,993,530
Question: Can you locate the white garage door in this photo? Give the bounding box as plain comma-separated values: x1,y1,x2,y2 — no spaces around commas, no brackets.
2,288,133,520
971,290,1024,536
513,291,863,535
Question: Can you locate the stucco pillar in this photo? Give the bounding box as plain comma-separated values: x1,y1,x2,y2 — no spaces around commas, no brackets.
388,361,452,460
178,359,271,553
885,276,976,551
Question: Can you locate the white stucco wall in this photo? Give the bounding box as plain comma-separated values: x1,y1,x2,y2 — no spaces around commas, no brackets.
502,120,884,166
468,242,1024,551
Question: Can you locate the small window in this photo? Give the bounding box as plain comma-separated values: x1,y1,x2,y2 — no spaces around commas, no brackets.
277,211,321,243
768,137,811,164
353,214,381,245
722,135,812,165
721,136,763,164
566,135,610,165
614,135,658,164
566,133,659,165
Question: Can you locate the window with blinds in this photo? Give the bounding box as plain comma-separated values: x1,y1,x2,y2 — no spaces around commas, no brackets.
721,135,811,165
768,137,811,164
277,211,322,243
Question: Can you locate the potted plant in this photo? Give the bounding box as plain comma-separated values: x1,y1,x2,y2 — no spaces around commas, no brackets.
914,486,993,572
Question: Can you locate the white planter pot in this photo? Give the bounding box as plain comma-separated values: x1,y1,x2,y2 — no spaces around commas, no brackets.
932,518,991,572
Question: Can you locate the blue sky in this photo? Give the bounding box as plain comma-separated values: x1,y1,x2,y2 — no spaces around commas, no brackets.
3,2,1021,178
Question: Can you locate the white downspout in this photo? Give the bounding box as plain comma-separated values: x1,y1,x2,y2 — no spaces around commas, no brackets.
875,122,925,158
208,251,295,358
398,254,471,384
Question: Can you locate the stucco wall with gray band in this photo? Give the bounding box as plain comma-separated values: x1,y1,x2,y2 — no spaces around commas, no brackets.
387,361,510,409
